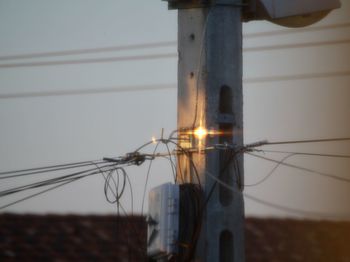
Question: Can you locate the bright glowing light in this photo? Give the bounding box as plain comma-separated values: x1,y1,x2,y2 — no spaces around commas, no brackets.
194,126,208,140
151,136,157,144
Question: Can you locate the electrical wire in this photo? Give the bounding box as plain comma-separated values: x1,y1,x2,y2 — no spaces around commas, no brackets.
244,70,350,84
103,168,126,204
0,22,348,62
247,152,350,184
164,143,177,183
0,53,177,69
0,159,104,176
257,149,350,159
1,69,349,101
0,161,107,180
141,140,161,215
244,38,350,53
96,164,143,253
0,178,81,210
206,170,350,220
245,153,296,187
0,164,117,198
0,83,176,100
192,8,213,129
253,137,350,146
0,41,176,61
0,38,350,70
167,139,202,187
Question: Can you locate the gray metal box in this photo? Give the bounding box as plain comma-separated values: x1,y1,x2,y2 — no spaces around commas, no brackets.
147,183,180,259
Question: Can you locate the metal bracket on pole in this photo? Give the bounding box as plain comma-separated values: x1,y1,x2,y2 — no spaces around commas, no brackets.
162,0,209,10
162,0,244,9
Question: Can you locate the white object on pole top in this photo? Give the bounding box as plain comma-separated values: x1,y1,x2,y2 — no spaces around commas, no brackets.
259,0,341,18
245,0,341,27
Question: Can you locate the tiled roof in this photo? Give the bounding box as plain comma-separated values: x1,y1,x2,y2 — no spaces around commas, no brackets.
0,214,146,261
245,218,350,262
0,214,349,261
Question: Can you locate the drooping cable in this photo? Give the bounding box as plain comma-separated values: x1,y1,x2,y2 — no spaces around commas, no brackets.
0,41,176,61
0,160,105,176
0,164,117,197
0,53,177,69
245,153,296,187
1,22,348,62
0,83,176,100
249,137,350,147
247,152,350,184
0,161,107,180
257,150,350,159
141,140,161,215
206,169,350,220
0,179,81,210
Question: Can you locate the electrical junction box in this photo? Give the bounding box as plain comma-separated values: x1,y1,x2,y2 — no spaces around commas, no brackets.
147,183,180,259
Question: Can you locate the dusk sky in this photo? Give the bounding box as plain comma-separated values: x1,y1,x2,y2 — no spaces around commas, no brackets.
0,0,349,219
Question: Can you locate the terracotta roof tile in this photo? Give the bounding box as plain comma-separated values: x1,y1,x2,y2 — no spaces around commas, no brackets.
0,214,349,261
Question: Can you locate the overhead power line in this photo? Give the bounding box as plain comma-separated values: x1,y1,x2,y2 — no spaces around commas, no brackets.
0,159,103,176
0,41,177,61
254,137,350,146
206,170,350,219
247,152,350,184
259,150,350,159
1,69,350,99
0,179,79,210
245,70,350,84
0,38,349,69
0,53,177,69
0,83,176,99
0,22,348,62
244,39,350,53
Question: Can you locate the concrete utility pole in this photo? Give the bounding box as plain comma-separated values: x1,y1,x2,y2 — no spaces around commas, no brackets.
158,0,341,261
164,0,245,261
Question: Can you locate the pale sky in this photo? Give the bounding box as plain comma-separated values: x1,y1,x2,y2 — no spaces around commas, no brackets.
0,0,349,219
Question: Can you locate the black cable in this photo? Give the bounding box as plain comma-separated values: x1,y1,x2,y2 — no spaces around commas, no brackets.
2,68,349,101
0,160,105,177
258,137,350,146
244,192,350,220
0,83,176,100
0,53,177,69
0,161,108,180
0,41,176,61
141,140,161,214
1,22,348,62
104,168,126,204
244,39,350,53
159,155,177,183
164,142,177,183
245,70,350,84
201,146,245,218
168,140,202,188
247,152,350,184
0,164,117,197
245,153,295,187
124,171,134,214
206,169,350,220
258,150,350,159
191,10,211,129
0,178,82,210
